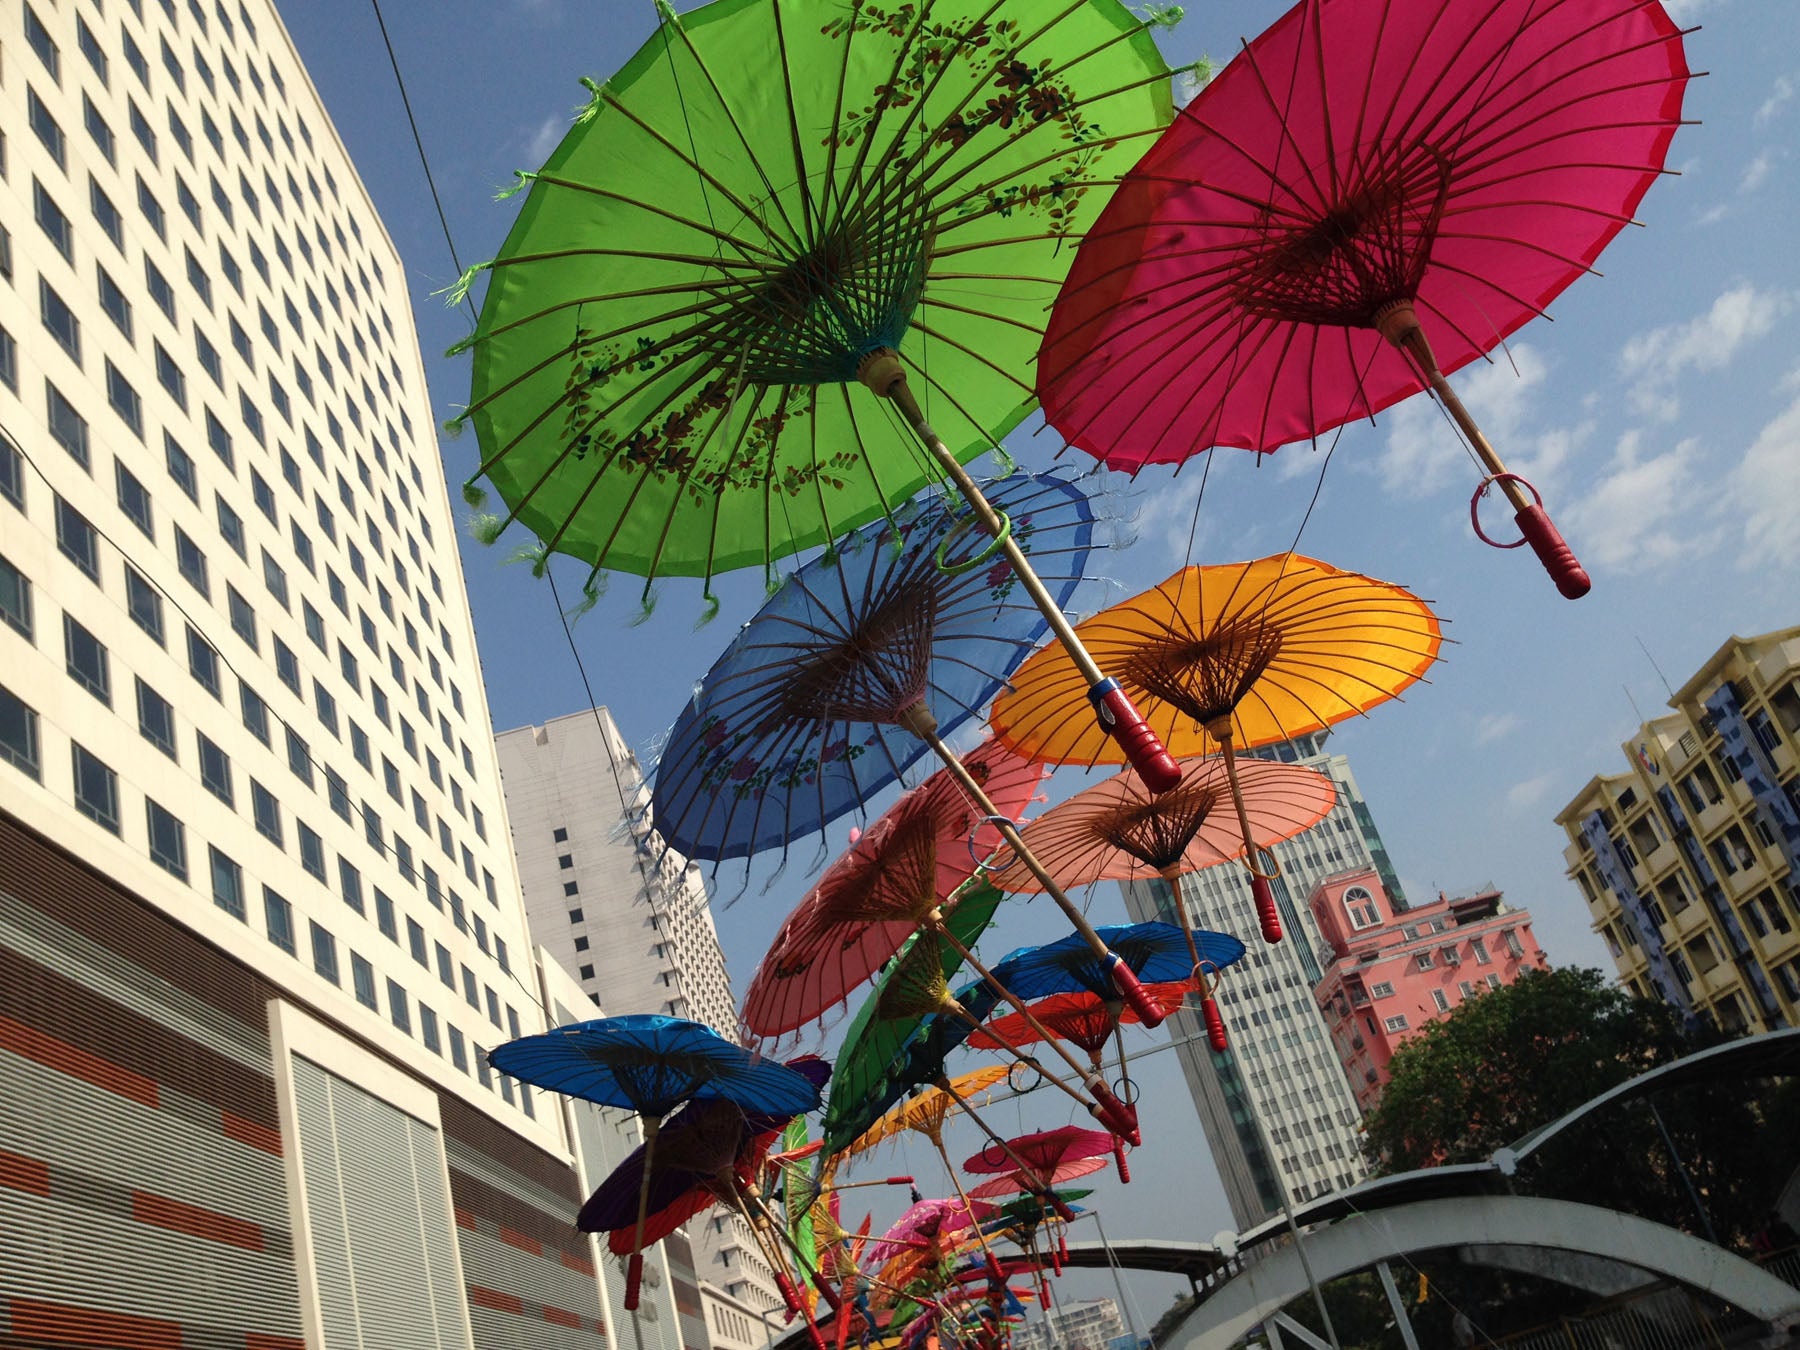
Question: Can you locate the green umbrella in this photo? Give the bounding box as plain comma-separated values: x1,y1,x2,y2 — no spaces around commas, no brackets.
453,0,1186,790
822,882,1003,1158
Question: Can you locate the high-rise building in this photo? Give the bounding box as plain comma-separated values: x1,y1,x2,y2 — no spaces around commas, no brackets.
1307,868,1549,1112
496,706,779,1320
1555,626,1800,1035
1117,732,1387,1229
0,2,626,1344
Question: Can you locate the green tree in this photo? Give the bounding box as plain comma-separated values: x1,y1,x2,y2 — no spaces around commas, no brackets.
1362,967,1690,1172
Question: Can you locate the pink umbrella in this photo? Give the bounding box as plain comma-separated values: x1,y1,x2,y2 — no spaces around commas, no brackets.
741,739,1045,1041
867,1197,998,1266
1039,0,1692,599
967,1156,1109,1200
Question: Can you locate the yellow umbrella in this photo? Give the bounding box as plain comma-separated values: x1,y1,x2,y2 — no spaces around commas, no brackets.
991,554,1441,942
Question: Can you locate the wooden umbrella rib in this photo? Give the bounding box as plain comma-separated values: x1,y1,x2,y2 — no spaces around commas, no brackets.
768,0,820,246
902,320,1035,398
501,184,783,265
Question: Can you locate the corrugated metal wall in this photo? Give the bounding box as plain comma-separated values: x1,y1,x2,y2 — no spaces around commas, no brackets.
0,810,610,1350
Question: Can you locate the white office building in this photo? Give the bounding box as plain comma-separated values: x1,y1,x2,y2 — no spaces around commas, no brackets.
1119,733,1381,1229
497,706,781,1320
0,1,631,1344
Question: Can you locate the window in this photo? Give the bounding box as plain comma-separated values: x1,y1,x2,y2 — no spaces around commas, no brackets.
85,96,117,165
375,889,397,940
225,586,258,651
125,566,164,644
186,625,220,698
41,281,83,368
240,683,270,746
1368,980,1396,999
275,638,301,695
98,268,134,340
578,964,595,980
103,361,148,439
568,907,585,924
405,918,430,969
1,557,33,639
28,89,66,168
1431,988,1451,1014
154,343,188,412
449,1026,468,1074
146,260,178,325
419,1004,441,1055
1471,936,1491,965
205,408,232,468
326,769,352,824
252,780,282,845
129,101,157,161
136,679,176,759
198,732,234,806
264,888,296,954
165,434,198,502
285,726,314,786
90,177,124,249
63,615,111,705
0,328,15,394
552,826,569,844
25,7,60,81
1413,952,1434,972
298,823,326,882
1383,1014,1409,1033
0,686,42,781
310,922,340,984
71,742,120,834
210,848,245,920
573,935,590,953
35,181,74,260
387,980,412,1035
351,954,377,1010
48,385,90,466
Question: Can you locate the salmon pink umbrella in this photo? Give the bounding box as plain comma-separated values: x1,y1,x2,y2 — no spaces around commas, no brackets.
966,1156,1108,1199
1039,0,1693,598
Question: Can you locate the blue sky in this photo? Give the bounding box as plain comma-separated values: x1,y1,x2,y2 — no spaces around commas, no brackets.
287,0,1799,1303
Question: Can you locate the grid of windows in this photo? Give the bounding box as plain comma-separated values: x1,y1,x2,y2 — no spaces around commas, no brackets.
0,0,526,1121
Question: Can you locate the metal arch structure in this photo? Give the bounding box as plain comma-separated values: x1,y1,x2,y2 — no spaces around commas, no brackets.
1496,1025,1800,1171
1163,1197,1800,1350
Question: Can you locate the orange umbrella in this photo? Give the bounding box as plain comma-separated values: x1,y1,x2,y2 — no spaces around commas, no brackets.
991,555,1439,941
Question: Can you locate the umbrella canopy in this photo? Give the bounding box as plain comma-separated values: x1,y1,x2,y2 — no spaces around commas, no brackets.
650,472,1093,868
1040,0,1690,596
455,0,1176,592
991,556,1441,765
743,740,1045,1038
492,1013,823,1118
823,885,1005,1157
966,1156,1107,1199
988,923,1234,1002
963,1127,1112,1176
841,1067,1014,1163
578,1098,748,1246
968,984,1193,1060
986,755,1336,890
871,1199,997,1265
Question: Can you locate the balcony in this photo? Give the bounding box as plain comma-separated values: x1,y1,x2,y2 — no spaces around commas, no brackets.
1771,741,1795,776
1697,799,1733,837
1723,859,1768,898
1643,840,1681,879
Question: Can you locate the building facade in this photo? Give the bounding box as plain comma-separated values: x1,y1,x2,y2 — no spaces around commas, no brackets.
1014,1297,1126,1350
1307,868,1549,1111
1118,733,1387,1229
496,706,780,1320
0,1,631,1344
1555,627,1800,1035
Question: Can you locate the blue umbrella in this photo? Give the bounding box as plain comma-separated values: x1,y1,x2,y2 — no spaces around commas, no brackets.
490,1015,822,1309
988,922,1244,1002
647,471,1099,870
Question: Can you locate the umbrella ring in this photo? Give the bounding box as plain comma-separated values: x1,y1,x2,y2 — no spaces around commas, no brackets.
935,510,1012,578
1006,1058,1043,1096
1469,473,1543,551
1110,1074,1139,1106
979,1140,1010,1170
966,815,1020,873
1243,844,1282,883
1192,960,1223,995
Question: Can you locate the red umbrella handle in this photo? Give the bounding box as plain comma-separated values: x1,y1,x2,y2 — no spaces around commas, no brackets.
1088,679,1182,793
625,1252,644,1311
1112,1135,1131,1184
1515,500,1591,600
1249,873,1283,944
1104,954,1167,1029
1201,991,1230,1052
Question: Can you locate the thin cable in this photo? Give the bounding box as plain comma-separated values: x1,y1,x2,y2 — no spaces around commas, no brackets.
367,0,477,325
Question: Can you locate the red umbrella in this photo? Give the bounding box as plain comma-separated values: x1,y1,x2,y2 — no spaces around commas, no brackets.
963,1127,1113,1177
966,1156,1109,1199
1040,0,1692,599
742,739,1045,1040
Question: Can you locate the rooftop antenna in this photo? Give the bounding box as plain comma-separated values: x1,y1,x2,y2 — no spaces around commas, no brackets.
1636,634,1676,700
1624,683,1647,725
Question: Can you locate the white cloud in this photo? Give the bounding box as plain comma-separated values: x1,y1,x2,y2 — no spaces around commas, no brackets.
1124,480,1208,566
1740,150,1776,194
1663,0,1724,22
1506,773,1557,812
1377,343,1549,499
1560,430,1705,572
524,112,565,164
1758,73,1796,127
1474,712,1522,747
1693,202,1731,228
1721,391,1800,566
1617,284,1790,420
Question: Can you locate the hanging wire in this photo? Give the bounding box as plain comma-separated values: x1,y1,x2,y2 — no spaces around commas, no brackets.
368,0,477,326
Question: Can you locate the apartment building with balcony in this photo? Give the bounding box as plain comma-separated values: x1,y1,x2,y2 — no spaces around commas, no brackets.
1555,626,1800,1034
1307,868,1548,1111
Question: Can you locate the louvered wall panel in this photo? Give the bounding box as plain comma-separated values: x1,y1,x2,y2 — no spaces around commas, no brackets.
0,819,306,1350
293,1056,370,1350
411,1115,474,1349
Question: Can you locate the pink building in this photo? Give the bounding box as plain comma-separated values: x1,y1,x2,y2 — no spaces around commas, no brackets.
1308,868,1550,1112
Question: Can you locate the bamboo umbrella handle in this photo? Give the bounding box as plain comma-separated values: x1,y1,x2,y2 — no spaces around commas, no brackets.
1207,724,1284,945
740,1178,846,1317
861,350,1184,788
625,1115,660,1311
1375,303,1589,599
899,701,1168,1036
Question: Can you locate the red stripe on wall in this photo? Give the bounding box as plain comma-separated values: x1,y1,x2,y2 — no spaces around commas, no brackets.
0,1146,50,1197
246,1336,307,1350
454,1206,478,1230
498,1225,543,1256
560,1250,597,1277
9,1297,183,1348
132,1190,266,1252
468,1285,525,1316
223,1110,284,1156
544,1305,582,1329
0,1014,159,1108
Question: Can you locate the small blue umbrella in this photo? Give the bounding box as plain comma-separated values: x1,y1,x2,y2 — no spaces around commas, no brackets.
647,471,1100,870
987,922,1244,1002
490,1015,822,1309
